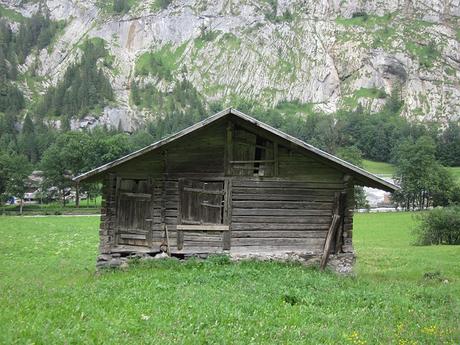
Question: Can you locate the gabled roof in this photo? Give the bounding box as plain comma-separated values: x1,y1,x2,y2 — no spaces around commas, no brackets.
74,108,399,192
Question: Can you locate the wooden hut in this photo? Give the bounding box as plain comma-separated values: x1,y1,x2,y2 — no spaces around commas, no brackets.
74,108,398,269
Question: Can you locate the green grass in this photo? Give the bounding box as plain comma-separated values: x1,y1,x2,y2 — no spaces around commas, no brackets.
363,159,396,175
335,13,393,28
343,88,387,108
1,213,459,344
95,0,141,15
405,41,440,69
135,43,186,79
449,167,460,183
1,197,101,216
0,4,25,22
363,160,460,182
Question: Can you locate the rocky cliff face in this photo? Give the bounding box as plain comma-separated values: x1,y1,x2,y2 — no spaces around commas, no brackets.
2,0,459,130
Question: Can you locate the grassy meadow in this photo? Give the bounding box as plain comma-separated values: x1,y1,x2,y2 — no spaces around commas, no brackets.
1,213,459,344
362,159,460,183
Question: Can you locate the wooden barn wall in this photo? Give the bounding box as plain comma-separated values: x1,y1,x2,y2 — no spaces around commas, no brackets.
229,142,349,252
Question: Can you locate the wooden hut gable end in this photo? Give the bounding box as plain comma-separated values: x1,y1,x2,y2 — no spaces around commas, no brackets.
75,109,399,268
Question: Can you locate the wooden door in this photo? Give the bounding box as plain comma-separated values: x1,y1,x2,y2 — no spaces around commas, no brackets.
115,178,153,247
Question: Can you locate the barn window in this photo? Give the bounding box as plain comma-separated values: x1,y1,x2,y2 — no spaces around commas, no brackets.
231,127,275,176
179,180,224,225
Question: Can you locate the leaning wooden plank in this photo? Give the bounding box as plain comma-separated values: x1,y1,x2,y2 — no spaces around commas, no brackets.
176,224,230,231
320,214,341,270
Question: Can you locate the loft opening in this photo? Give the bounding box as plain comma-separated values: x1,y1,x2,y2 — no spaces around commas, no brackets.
231,126,275,177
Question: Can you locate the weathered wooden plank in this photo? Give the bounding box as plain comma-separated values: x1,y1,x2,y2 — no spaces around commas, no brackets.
165,172,226,179
231,223,330,230
183,187,225,195
223,178,232,250
119,233,147,240
232,194,335,201
232,209,332,217
233,200,333,209
232,180,342,189
184,236,223,242
230,160,275,164
231,216,332,224
232,185,342,193
153,209,178,217
119,192,152,199
116,229,149,234
320,214,341,270
177,224,230,231
232,231,327,238
231,237,325,246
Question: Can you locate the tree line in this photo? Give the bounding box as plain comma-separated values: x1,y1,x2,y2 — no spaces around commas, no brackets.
35,39,114,127
0,10,64,114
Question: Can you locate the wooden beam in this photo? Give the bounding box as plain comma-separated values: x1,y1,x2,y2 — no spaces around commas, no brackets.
223,178,232,250
230,160,275,164
176,225,230,231
334,176,351,253
225,121,234,176
274,142,279,176
183,187,225,195
177,178,184,250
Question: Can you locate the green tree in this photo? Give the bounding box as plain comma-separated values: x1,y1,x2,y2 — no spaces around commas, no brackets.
18,114,39,163
0,152,8,204
436,121,460,166
3,154,33,214
393,136,455,210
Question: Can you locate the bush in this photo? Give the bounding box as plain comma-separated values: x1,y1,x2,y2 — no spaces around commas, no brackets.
413,206,460,245
352,11,368,20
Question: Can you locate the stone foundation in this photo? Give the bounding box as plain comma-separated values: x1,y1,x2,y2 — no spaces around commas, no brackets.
96,251,355,275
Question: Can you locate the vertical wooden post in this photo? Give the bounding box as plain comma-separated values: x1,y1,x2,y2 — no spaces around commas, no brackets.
75,181,80,208
161,150,169,249
335,175,352,253
225,121,234,176
273,142,279,177
177,178,184,250
222,178,232,250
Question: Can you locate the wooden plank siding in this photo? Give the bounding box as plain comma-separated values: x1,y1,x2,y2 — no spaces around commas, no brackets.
230,178,344,252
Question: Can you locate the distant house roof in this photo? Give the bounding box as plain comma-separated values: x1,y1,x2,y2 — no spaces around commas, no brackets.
74,108,399,192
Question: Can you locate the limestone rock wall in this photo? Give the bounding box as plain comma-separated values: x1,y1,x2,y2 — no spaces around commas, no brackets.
1,0,459,129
